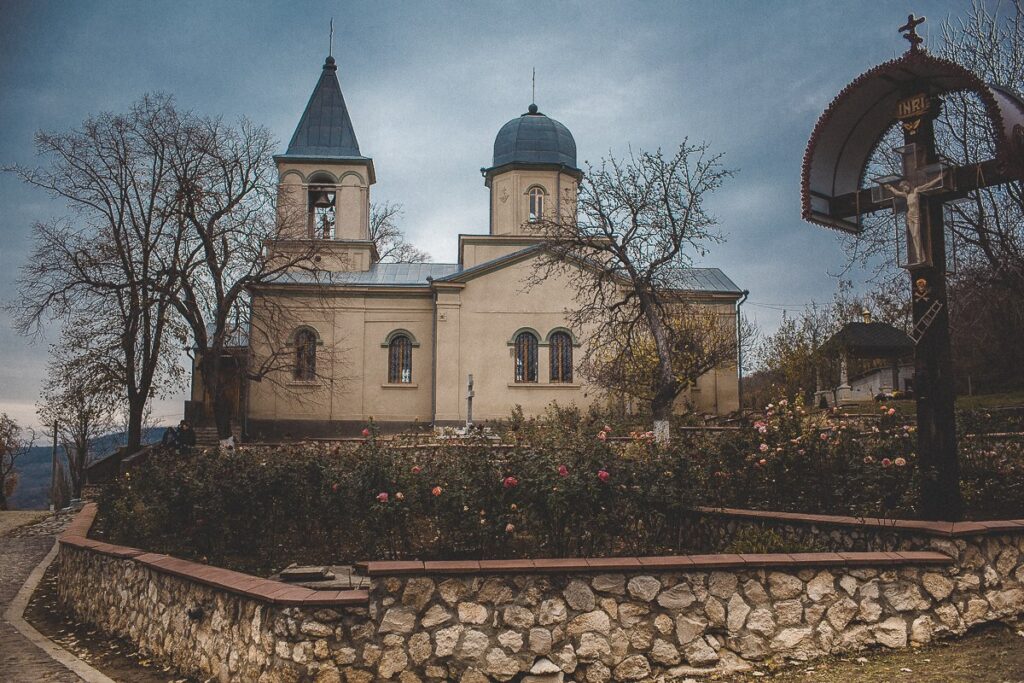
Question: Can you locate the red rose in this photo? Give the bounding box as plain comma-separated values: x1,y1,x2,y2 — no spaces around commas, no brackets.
411,465,422,474
331,483,339,492
597,469,610,482
557,465,569,477
503,476,518,489
362,428,371,437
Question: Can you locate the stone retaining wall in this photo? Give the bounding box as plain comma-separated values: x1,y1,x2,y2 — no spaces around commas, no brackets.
56,505,1024,682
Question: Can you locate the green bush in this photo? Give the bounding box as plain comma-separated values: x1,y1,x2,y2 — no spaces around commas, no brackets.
95,401,1024,574
96,417,700,573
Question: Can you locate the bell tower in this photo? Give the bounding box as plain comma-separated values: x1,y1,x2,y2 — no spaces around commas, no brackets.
273,55,377,272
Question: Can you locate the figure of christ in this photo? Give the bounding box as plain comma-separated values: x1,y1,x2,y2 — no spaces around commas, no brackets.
886,174,944,267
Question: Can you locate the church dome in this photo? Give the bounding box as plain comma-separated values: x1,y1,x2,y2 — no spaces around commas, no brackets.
491,104,577,170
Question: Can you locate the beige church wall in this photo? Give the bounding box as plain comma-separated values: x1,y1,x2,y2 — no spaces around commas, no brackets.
489,169,579,236
334,174,368,240
275,161,372,241
459,236,544,269
431,286,464,422
437,256,599,423
245,289,436,435
265,240,375,273
244,293,349,426
358,296,435,424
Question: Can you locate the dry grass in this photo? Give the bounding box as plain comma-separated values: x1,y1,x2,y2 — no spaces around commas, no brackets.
722,623,1024,683
0,510,48,537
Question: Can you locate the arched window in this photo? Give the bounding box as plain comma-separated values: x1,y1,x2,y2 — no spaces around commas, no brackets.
388,335,413,384
514,331,539,383
294,329,317,381
528,187,545,222
549,331,573,383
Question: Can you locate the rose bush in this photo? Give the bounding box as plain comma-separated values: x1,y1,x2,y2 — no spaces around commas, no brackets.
94,401,1023,574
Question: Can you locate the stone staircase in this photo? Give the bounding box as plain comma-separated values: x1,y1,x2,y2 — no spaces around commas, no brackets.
193,422,241,448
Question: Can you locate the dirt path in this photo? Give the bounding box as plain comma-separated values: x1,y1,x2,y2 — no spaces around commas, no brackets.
722,622,1024,683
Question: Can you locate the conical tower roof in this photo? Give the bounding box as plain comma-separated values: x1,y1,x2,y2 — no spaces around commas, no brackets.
281,56,368,160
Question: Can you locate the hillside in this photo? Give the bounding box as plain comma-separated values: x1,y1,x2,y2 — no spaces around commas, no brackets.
7,428,162,510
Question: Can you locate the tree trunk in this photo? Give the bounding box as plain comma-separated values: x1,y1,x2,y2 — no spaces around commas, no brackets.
126,397,145,452
0,486,8,511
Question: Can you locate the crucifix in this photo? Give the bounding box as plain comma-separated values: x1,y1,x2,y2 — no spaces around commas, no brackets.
871,143,950,269
801,14,1024,520
466,373,475,429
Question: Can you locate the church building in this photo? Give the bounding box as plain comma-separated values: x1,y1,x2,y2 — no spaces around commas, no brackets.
233,55,744,439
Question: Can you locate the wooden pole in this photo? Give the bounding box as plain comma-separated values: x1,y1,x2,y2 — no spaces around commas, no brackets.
906,105,963,520
49,421,58,512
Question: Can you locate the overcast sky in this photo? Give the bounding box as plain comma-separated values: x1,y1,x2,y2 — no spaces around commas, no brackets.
0,0,972,428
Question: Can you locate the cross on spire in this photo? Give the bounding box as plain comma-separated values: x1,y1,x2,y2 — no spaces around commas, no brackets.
899,13,926,52
329,18,334,57
532,67,536,105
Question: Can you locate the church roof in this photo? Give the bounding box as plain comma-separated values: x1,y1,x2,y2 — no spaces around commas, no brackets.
487,104,578,172
823,321,913,358
267,248,740,295
273,262,460,287
280,56,368,161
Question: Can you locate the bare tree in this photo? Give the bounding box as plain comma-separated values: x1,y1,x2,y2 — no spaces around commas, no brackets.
0,414,34,511
529,143,735,441
370,201,432,263
37,323,120,499
163,113,329,439
6,95,187,451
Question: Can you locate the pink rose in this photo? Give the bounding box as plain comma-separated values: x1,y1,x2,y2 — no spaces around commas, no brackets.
505,523,515,534
597,469,610,482
431,486,442,496
503,476,519,489
894,457,907,467
411,465,422,474
887,408,896,416
376,492,389,503
603,424,612,433
362,428,371,437
881,458,893,468
759,443,769,453
557,465,569,477
395,492,405,501
863,456,875,464
597,431,607,442
758,458,767,466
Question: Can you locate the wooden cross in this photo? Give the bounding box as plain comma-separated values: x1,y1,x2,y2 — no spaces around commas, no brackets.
466,374,475,428
899,14,926,52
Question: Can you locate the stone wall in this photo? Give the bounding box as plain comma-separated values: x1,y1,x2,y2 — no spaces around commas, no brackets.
56,505,1024,682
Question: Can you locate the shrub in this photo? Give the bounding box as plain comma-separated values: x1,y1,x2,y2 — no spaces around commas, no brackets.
94,400,1024,574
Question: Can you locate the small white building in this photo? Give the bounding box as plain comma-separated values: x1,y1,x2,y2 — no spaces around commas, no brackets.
815,315,915,407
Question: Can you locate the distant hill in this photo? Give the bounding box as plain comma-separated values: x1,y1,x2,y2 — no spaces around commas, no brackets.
7,427,163,510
